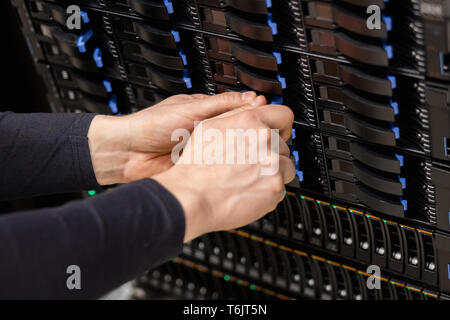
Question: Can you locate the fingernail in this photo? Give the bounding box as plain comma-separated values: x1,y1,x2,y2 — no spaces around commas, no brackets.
250,99,259,106
241,91,255,101
250,95,264,106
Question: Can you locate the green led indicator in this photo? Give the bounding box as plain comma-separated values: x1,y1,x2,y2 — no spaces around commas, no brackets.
250,285,256,290
88,190,96,196
383,220,387,223
349,210,353,213
301,196,305,199
418,230,422,233
333,205,337,209
224,275,231,281
424,292,428,296
251,236,256,240
391,282,395,285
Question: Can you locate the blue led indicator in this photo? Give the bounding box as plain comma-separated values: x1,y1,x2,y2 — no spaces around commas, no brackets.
400,198,408,211
272,51,282,65
387,75,397,89
395,154,404,167
93,48,103,68
390,124,400,139
384,44,393,59
77,29,94,53
183,69,192,89
80,11,90,24
178,49,187,65
292,151,300,167
444,137,449,157
103,80,112,93
398,176,406,189
297,170,304,182
271,96,283,104
109,95,118,114
171,30,180,43
163,0,174,14
267,13,278,35
382,15,393,31
265,0,272,8
448,212,450,228
390,99,399,115
277,72,286,89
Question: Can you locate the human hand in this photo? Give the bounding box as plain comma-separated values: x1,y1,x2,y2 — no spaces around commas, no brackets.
87,92,266,185
152,104,296,242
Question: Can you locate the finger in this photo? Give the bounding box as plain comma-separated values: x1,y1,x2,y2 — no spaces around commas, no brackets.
186,91,258,119
211,95,267,120
278,136,291,158
279,155,297,184
261,131,290,158
252,105,294,141
160,93,210,105
190,94,210,100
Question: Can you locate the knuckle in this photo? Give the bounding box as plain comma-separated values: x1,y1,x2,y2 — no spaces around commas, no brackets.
220,92,242,105
268,174,285,194
275,105,294,123
238,110,257,124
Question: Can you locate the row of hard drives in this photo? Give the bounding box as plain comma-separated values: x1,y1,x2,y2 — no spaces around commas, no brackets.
11,0,450,299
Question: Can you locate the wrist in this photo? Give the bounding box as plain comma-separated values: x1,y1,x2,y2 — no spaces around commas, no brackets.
153,166,213,243
87,115,133,185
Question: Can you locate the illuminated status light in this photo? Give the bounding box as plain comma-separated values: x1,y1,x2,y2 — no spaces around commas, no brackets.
301,196,305,199
250,285,256,291
88,190,96,196
224,275,231,281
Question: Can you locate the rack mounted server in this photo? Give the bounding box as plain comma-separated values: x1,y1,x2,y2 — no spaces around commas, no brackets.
9,0,450,299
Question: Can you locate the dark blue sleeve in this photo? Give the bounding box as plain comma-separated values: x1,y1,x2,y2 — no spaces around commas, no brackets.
0,112,186,299
0,112,99,200
0,178,186,299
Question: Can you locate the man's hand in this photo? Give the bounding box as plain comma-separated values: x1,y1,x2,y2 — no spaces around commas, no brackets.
87,92,266,185
153,104,296,242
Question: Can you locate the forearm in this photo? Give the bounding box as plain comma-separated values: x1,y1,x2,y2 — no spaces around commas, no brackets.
0,178,185,299
0,112,99,200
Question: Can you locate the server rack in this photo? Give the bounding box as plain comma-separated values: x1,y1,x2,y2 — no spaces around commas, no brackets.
8,0,450,299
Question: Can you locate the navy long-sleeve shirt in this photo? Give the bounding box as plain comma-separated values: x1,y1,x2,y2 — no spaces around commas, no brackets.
0,112,186,299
